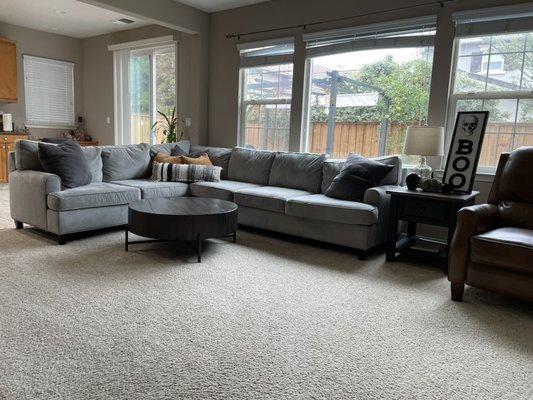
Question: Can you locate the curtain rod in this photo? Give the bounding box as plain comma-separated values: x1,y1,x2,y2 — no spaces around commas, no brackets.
226,0,454,39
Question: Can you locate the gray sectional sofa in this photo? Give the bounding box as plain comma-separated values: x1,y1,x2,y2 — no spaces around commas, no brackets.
9,140,401,258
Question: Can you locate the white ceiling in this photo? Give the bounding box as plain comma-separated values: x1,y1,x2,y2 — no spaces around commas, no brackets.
175,0,270,13
0,0,148,39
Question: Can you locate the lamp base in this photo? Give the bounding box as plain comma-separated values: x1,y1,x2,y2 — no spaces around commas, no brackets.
410,156,433,179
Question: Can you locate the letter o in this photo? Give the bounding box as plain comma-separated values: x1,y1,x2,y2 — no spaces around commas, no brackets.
452,156,470,172
449,173,466,189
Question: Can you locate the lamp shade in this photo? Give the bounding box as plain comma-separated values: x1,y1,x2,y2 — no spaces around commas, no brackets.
403,126,444,156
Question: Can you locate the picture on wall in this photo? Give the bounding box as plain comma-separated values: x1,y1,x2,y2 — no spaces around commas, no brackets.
443,111,489,194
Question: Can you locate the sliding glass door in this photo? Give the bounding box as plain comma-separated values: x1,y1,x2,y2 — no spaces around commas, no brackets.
130,45,176,144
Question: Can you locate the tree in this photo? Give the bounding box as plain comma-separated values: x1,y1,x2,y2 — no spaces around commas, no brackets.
310,55,432,125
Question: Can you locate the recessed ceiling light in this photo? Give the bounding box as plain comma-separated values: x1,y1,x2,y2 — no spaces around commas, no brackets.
113,18,135,25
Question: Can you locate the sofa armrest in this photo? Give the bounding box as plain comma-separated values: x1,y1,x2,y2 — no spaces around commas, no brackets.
9,170,61,230
448,204,500,283
363,185,399,241
8,151,16,173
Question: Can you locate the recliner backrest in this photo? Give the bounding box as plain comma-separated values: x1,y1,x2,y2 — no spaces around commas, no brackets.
489,147,533,229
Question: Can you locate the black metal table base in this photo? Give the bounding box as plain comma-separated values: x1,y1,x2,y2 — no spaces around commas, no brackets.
124,227,236,263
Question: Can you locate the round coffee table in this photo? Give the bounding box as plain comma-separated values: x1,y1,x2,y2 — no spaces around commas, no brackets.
126,197,238,262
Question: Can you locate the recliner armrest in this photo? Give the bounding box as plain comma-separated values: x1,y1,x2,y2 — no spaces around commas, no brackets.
448,204,500,283
9,170,62,230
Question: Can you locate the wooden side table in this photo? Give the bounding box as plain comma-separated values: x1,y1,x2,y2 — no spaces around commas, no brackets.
385,187,479,271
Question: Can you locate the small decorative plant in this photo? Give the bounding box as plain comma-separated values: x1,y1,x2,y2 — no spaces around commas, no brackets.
151,107,184,143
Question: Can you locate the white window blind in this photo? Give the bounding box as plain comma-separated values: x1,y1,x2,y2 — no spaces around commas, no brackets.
303,16,436,58
238,38,294,68
23,55,75,128
454,4,533,37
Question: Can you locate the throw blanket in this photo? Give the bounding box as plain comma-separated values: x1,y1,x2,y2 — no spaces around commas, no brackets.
151,162,222,183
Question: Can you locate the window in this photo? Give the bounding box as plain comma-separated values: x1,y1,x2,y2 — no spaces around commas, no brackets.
302,17,435,161
449,10,533,171
110,36,176,145
23,55,75,128
238,39,294,151
130,45,176,144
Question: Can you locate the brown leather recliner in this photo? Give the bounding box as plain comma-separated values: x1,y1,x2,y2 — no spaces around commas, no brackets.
448,146,533,302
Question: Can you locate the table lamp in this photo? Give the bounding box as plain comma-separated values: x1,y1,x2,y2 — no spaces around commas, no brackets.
403,126,444,179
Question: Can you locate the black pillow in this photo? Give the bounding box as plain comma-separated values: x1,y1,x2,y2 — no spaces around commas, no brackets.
325,154,393,201
38,141,92,189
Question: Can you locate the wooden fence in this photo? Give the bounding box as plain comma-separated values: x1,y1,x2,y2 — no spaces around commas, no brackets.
131,114,167,144
245,121,533,167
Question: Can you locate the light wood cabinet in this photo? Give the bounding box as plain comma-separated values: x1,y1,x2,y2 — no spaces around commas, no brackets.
0,134,28,182
0,37,18,103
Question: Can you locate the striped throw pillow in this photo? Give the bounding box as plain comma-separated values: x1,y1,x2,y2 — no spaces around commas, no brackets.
151,162,222,183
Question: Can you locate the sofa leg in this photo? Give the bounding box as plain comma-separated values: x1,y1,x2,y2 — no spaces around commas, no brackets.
14,220,23,229
57,235,67,245
451,282,464,302
358,250,368,261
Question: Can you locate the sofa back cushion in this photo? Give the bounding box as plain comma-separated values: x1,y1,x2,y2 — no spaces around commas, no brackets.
228,147,276,185
15,140,45,171
321,155,401,193
150,140,190,158
101,143,151,181
14,139,103,182
190,145,232,180
83,147,103,182
269,152,325,193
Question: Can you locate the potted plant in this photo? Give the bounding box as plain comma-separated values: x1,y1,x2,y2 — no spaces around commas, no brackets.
151,107,184,143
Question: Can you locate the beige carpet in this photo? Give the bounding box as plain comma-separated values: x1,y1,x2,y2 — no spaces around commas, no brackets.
0,220,531,399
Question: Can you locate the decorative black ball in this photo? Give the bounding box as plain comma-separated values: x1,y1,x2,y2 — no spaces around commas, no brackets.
406,173,422,191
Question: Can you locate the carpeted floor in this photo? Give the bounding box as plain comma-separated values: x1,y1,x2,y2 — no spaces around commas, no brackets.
0,216,531,399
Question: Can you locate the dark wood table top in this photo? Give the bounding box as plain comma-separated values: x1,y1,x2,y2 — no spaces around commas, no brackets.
386,186,479,202
129,197,238,217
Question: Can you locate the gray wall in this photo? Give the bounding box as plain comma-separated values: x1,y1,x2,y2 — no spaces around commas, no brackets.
82,25,207,146
0,22,83,140
80,0,209,146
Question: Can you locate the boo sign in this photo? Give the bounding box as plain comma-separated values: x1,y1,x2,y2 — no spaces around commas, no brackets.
443,111,489,194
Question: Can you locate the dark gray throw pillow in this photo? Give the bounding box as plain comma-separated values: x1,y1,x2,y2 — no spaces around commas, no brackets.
38,141,92,189
325,154,393,201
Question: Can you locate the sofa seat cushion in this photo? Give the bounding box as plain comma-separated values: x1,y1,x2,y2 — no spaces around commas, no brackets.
47,183,141,212
189,180,261,201
286,194,378,226
471,227,533,275
234,186,313,213
112,179,189,199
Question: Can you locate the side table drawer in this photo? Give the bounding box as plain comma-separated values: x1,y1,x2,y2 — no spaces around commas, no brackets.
401,198,446,221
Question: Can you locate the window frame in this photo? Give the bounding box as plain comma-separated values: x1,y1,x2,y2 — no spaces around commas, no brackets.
300,25,436,159
130,43,177,144
446,32,533,173
237,43,294,151
23,55,75,129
